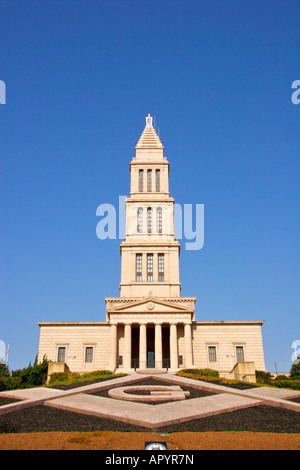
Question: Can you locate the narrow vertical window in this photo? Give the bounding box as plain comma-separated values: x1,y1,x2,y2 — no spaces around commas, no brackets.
147,207,152,233
139,169,143,192
57,347,66,363
156,169,160,192
147,169,152,192
136,254,142,282
236,346,244,362
157,207,162,233
147,254,153,282
158,254,164,282
137,208,143,233
208,346,216,362
85,347,93,363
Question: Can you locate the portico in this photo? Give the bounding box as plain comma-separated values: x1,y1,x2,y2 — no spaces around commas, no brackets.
108,320,194,371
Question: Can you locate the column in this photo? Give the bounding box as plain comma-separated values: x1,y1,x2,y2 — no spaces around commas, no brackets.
124,323,132,370
184,322,194,368
139,323,147,369
170,323,178,369
108,323,118,371
155,323,162,369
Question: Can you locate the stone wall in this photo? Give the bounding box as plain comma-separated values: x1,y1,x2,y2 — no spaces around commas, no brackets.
192,321,266,375
38,322,111,374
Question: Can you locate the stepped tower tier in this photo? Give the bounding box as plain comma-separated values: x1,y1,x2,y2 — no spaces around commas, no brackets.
105,115,196,371
120,114,182,298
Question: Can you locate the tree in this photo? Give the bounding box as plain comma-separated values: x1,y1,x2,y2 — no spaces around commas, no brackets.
19,355,49,387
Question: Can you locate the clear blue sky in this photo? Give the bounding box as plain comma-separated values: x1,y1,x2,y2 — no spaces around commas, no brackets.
1,0,299,373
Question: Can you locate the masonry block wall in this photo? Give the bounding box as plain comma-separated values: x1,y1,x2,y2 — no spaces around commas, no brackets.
192,322,265,375
38,322,110,374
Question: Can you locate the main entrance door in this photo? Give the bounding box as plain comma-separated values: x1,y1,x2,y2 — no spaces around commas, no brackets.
129,323,171,369
146,326,155,368
147,350,155,368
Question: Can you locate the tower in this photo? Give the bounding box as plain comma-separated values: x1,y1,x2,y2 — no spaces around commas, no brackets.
38,114,266,378
105,115,196,371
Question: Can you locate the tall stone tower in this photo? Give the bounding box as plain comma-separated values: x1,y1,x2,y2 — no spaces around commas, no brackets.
105,115,196,371
38,114,266,377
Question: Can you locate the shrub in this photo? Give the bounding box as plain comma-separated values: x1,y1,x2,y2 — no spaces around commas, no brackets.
290,361,300,380
0,355,49,391
0,375,22,391
181,368,219,377
48,369,115,387
275,375,289,381
0,362,10,377
85,370,113,377
48,372,69,384
0,377,9,392
255,370,273,384
19,355,49,388
272,380,300,391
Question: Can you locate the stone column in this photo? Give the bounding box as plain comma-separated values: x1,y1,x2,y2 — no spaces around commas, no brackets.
155,323,162,369
108,323,118,372
139,323,147,370
170,323,178,369
124,323,132,370
184,322,193,368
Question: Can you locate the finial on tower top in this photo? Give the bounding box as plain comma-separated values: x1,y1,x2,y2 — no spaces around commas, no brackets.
145,113,153,128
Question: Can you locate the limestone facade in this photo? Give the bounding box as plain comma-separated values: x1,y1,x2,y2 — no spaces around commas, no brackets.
38,115,266,376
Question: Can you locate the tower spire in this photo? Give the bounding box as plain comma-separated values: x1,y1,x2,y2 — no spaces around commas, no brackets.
145,113,153,128
135,114,163,152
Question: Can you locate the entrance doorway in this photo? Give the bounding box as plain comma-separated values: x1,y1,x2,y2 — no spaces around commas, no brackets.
147,326,155,368
129,324,171,369
131,325,139,369
147,350,155,368
162,325,170,369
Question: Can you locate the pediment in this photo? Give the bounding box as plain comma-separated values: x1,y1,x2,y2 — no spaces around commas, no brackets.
106,297,194,314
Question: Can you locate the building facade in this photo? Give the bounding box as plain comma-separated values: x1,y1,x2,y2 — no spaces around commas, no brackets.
38,115,266,377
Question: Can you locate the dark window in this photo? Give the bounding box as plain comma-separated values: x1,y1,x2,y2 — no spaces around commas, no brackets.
147,169,152,192
139,170,143,192
236,346,244,362
85,347,93,363
137,208,143,233
208,346,216,362
156,169,160,192
147,254,153,282
136,254,142,282
57,347,66,363
157,207,162,233
147,207,152,233
158,254,164,282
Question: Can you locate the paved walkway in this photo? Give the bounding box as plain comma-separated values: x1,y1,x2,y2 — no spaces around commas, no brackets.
1,372,299,428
